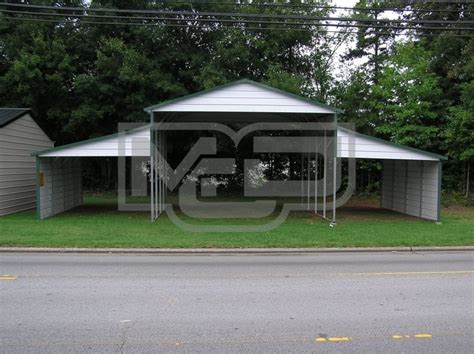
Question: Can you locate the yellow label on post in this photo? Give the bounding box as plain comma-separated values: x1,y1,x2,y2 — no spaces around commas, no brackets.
39,172,44,187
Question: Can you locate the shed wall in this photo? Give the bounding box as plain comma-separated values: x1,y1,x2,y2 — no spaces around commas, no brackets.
0,114,53,216
382,160,440,221
38,157,82,219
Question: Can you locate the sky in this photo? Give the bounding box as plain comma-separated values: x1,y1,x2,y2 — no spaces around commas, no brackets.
330,0,363,78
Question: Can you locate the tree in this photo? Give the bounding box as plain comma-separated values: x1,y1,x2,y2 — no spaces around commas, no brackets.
373,42,443,152
0,27,76,143
68,36,184,140
444,40,474,197
400,1,473,196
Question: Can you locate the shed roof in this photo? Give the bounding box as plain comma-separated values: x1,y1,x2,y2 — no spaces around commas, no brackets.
337,126,447,161
33,126,150,157
0,108,31,128
144,79,343,114
34,125,445,161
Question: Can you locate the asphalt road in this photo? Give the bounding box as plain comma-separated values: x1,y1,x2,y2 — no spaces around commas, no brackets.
1,251,473,353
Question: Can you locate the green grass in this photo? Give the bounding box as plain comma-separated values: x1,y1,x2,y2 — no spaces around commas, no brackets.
0,195,473,248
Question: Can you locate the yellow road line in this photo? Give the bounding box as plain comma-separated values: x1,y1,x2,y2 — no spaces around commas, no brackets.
328,337,351,342
0,275,17,280
319,333,434,343
337,270,474,276
392,333,433,340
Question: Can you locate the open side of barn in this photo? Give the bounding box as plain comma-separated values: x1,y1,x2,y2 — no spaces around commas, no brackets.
33,127,445,222
337,127,444,221
32,80,446,223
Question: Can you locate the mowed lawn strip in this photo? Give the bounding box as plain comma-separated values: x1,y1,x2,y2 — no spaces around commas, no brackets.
0,196,473,248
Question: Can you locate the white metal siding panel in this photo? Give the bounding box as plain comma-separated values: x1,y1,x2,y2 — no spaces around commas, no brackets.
381,160,394,209
152,83,335,113
382,160,440,221
38,129,150,157
0,128,51,144
337,129,439,161
0,190,35,200
0,114,53,216
0,202,36,215
38,158,82,219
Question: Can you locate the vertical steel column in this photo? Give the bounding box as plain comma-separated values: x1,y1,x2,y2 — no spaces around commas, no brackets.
314,137,318,214
306,154,310,210
419,161,424,217
156,130,161,218
158,129,161,216
164,131,167,209
300,153,304,204
161,131,165,214
332,113,338,223
391,161,395,209
333,156,337,222
323,130,327,218
150,113,154,222
404,160,408,214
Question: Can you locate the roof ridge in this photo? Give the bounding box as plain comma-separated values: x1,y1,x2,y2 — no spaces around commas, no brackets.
144,79,343,114
0,108,32,128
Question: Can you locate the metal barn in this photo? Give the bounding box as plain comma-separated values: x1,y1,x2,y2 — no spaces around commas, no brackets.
33,80,445,223
0,108,53,216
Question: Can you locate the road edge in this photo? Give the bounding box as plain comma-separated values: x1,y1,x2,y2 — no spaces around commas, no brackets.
0,246,473,255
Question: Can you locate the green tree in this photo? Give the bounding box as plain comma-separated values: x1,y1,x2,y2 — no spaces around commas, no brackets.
69,36,184,140
0,28,76,142
373,42,443,152
444,40,474,197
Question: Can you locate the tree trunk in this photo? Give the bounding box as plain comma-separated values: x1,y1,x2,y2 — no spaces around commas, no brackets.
373,10,380,85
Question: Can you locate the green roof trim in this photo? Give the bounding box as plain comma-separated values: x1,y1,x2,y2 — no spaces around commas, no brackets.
35,157,40,220
31,125,150,157
144,79,344,114
338,126,447,161
437,161,442,222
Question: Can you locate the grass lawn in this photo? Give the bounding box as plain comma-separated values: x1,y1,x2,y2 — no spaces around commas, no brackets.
0,195,473,248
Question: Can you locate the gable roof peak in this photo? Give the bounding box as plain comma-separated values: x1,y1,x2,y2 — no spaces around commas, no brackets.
144,79,343,114
0,108,32,128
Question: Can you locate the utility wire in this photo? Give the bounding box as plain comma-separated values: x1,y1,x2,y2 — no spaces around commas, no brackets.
1,9,473,31
66,0,472,14
0,3,472,26
0,13,472,35
2,13,473,38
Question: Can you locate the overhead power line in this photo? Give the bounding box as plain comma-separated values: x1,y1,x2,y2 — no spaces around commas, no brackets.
2,11,473,38
0,2,474,24
0,2,472,26
1,8,473,32
75,0,472,14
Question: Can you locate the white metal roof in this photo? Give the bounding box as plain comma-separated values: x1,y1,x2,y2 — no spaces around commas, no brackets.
337,127,445,161
34,126,444,161
34,128,150,157
144,79,342,114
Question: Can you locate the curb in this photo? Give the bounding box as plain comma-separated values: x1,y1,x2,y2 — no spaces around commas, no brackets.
0,246,473,255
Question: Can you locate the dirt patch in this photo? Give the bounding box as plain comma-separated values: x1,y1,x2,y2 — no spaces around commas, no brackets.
336,207,420,222
443,206,474,215
342,196,381,208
